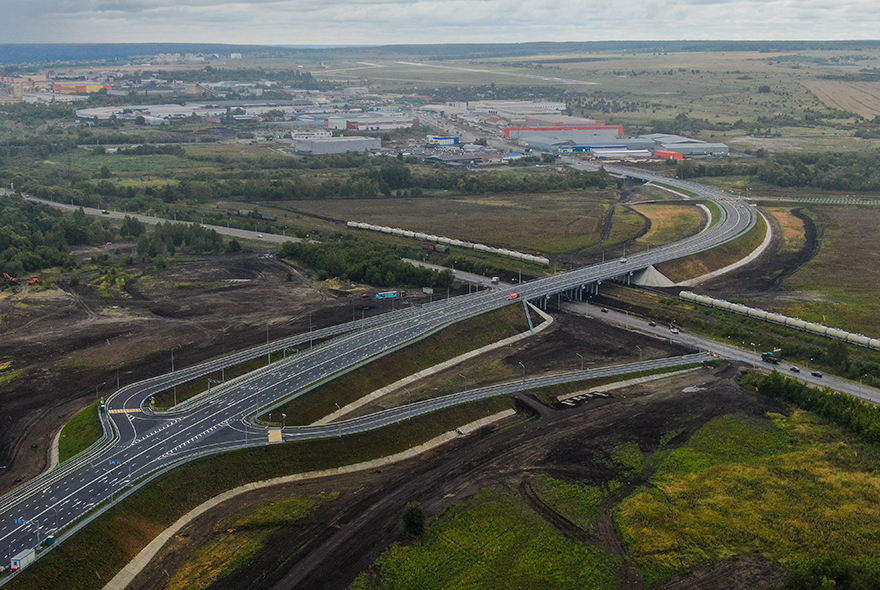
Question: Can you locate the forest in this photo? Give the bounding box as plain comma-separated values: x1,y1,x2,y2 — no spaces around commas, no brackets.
280,237,455,290
675,151,880,191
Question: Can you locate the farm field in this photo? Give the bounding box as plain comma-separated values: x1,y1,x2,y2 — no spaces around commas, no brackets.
801,79,880,118
284,191,645,256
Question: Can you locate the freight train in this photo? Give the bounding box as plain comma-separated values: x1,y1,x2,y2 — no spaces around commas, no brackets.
347,221,550,266
679,291,880,351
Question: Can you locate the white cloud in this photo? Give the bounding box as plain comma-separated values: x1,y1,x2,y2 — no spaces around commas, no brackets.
0,0,879,44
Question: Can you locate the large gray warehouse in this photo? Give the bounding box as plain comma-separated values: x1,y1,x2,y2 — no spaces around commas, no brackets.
640,133,729,156
295,136,381,155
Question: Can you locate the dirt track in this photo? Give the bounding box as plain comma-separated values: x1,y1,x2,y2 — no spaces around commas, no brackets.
127,364,788,590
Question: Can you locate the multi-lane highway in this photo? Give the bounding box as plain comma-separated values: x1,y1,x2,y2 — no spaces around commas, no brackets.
0,165,756,580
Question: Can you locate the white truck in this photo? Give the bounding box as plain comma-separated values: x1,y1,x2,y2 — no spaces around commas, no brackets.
10,548,35,571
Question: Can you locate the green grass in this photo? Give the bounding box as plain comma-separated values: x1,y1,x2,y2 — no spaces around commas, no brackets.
531,474,620,534
9,395,514,590
616,411,880,585
272,304,533,426
166,494,336,590
656,211,767,283
57,403,103,464
348,487,619,590
780,205,880,335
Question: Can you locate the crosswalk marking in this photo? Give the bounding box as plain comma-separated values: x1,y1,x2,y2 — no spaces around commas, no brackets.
108,408,141,414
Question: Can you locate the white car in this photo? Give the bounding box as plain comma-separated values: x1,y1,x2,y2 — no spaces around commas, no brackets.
670,327,680,334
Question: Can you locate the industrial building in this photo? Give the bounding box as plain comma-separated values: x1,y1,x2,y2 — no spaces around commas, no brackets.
468,100,566,122
295,136,380,155
426,135,459,146
639,133,729,156
52,82,112,94
291,129,332,141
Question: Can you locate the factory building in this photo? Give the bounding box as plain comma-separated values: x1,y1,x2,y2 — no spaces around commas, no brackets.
426,135,459,146
295,136,380,155
468,100,566,122
640,133,729,156
325,115,419,131
503,115,625,146
52,83,112,94
291,129,332,141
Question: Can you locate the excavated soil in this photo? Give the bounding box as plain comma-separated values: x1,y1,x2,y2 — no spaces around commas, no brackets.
0,249,368,493
127,363,789,590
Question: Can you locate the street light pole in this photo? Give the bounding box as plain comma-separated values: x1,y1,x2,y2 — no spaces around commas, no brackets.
576,352,584,371
636,345,642,362
518,362,525,389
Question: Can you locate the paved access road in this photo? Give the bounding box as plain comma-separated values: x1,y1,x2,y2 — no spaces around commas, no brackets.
563,301,880,405
0,165,754,578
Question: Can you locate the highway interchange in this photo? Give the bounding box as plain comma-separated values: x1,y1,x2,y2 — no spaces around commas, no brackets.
0,160,871,583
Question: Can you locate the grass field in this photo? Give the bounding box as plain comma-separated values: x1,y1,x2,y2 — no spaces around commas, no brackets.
801,79,880,118
780,206,880,335
9,396,514,590
655,211,767,283
348,487,618,590
271,304,532,425
283,190,644,256
631,203,704,247
766,207,807,253
57,403,102,464
617,411,880,585
531,474,620,534
166,494,337,590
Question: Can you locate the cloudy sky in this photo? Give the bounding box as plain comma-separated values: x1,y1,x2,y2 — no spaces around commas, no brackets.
1,0,878,45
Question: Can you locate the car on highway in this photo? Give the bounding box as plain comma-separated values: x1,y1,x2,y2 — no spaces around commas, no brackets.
670,327,680,334
811,371,823,378
600,308,609,313
101,209,110,214
507,293,519,300
648,321,657,327
790,366,800,373
620,258,627,264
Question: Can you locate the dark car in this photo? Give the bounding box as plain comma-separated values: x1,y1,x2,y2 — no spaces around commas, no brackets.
789,366,800,373
648,321,657,327
811,371,823,378
600,308,609,313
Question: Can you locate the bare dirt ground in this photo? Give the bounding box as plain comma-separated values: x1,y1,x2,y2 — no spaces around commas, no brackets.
0,248,378,493
348,311,690,417
127,363,789,590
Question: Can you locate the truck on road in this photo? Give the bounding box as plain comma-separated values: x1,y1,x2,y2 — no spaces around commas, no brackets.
761,351,781,364
10,548,35,571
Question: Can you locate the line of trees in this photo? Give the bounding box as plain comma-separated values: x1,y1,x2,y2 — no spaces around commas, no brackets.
0,197,97,277
675,151,880,192
742,371,880,444
280,238,454,290
136,221,226,259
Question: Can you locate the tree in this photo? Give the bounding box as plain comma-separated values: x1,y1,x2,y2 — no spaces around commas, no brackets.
402,502,425,537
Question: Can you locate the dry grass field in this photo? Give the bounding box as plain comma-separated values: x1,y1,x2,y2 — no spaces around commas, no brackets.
766,207,807,253
801,80,880,118
779,206,880,334
283,191,645,255
631,203,704,247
